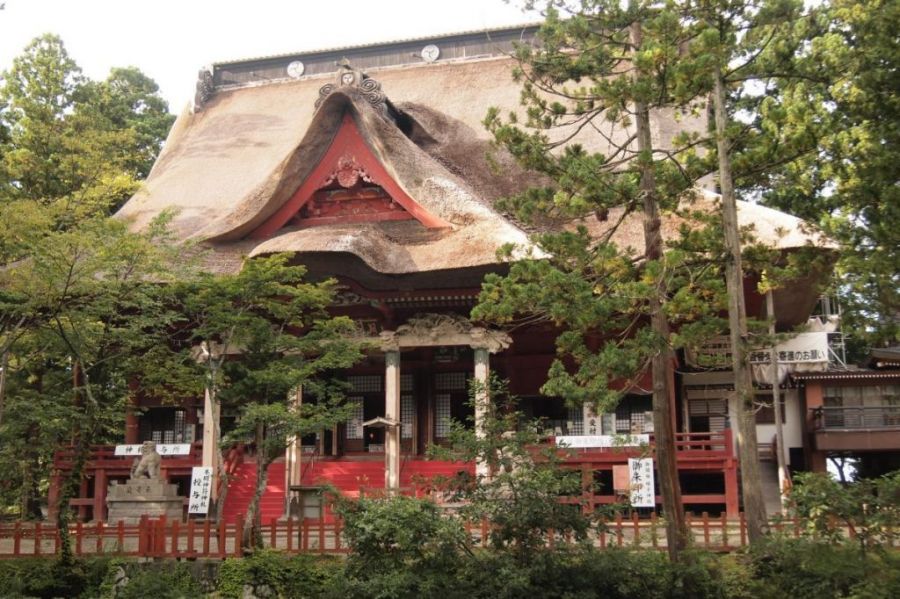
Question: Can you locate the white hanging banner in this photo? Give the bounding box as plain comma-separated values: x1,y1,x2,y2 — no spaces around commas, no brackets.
628,457,655,508
188,466,213,515
114,443,191,456
556,434,648,449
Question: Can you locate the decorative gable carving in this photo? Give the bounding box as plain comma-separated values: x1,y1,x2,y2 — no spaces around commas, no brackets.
315,60,390,119
290,154,414,228
250,114,449,239
325,154,374,188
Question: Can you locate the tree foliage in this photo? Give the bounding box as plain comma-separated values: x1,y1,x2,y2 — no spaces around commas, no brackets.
179,254,364,547
430,376,595,557
475,0,737,557
0,34,174,218
0,210,189,557
0,35,177,528
788,470,900,554
735,0,899,353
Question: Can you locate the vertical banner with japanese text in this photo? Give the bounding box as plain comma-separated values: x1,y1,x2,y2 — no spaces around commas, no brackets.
188,466,213,515
628,457,655,508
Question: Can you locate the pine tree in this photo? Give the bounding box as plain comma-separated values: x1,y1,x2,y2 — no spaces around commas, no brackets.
476,0,722,560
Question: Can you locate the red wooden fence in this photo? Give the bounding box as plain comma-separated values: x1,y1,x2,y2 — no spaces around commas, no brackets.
3,512,890,559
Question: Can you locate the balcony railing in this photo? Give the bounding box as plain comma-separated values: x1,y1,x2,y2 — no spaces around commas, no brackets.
811,406,900,431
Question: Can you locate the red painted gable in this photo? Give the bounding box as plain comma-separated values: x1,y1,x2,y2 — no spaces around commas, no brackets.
251,114,449,239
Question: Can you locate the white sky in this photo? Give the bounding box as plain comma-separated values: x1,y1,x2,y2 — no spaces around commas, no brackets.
0,0,536,112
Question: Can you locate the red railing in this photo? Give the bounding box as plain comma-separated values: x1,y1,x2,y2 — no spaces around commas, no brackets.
551,430,733,458
2,511,891,559
49,443,205,522
554,429,739,516
52,443,204,473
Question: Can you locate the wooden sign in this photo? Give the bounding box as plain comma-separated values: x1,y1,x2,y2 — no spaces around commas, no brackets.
628,458,655,508
188,467,213,515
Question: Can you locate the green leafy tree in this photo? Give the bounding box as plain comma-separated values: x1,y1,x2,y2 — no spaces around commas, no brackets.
741,0,900,353
335,494,471,597
788,470,900,555
0,33,175,536
0,212,189,560
175,254,363,547
687,0,817,542
0,34,174,218
431,376,596,559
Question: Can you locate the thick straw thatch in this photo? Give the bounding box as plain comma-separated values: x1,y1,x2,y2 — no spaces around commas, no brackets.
117,56,831,276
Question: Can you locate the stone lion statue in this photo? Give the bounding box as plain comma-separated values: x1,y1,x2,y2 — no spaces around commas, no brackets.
130,441,161,480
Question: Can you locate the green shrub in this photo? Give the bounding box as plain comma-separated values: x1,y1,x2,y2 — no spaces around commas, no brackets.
217,549,341,598
99,559,204,599
0,556,112,598
745,538,900,599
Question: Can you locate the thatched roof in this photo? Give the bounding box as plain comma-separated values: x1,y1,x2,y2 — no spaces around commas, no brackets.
576,189,836,253
117,52,831,277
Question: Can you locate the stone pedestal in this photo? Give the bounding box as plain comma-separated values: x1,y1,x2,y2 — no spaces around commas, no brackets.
106,478,184,524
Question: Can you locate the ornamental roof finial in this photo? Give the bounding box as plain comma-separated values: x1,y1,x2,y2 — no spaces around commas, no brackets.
315,60,389,118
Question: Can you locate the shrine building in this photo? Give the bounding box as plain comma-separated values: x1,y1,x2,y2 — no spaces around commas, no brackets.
50,25,847,523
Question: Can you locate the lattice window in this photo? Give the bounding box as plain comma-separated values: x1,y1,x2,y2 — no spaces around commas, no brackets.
346,397,364,439
630,411,645,433
348,375,382,393
435,372,467,391
401,374,414,393
435,394,451,438
568,406,584,436
401,395,414,439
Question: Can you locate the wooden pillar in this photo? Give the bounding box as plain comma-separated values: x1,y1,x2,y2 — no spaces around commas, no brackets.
93,469,107,522
725,457,740,518
78,477,89,522
473,347,490,479
125,395,140,444
201,387,219,499
285,386,302,517
767,290,791,511
385,350,401,491
803,382,827,473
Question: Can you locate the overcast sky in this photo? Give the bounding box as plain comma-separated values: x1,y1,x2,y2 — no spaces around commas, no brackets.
0,0,536,112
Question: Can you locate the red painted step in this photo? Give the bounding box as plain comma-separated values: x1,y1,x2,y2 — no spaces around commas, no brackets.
300,459,474,496
221,460,285,523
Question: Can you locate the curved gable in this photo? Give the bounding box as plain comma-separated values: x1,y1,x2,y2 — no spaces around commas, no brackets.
250,114,449,239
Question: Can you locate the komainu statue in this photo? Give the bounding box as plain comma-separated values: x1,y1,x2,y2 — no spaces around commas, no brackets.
130,441,161,480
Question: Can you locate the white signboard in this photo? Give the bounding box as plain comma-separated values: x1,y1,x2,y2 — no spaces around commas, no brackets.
687,332,829,368
628,457,655,508
188,466,213,515
556,434,649,449
114,444,191,457
748,332,829,364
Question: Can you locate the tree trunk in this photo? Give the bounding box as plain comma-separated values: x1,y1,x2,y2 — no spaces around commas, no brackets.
712,66,768,541
243,430,269,550
0,350,8,428
631,21,690,563
56,363,103,562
